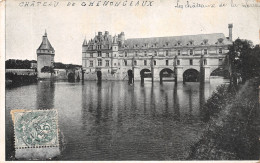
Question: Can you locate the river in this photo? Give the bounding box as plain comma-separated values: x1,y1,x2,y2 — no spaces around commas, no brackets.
5,78,229,160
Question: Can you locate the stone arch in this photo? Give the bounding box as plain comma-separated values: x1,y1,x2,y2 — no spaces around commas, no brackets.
183,68,200,82
140,68,152,78
210,67,229,78
159,68,175,83
68,72,75,82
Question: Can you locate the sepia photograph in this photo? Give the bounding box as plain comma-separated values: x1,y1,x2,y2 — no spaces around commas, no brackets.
3,0,260,161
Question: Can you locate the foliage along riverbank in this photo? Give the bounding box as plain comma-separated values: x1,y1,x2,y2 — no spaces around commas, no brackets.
188,79,260,160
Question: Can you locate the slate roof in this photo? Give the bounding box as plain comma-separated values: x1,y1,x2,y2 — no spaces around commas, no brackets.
121,33,231,49
37,32,54,51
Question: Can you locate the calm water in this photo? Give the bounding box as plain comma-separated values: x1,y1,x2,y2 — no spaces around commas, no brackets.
6,78,228,160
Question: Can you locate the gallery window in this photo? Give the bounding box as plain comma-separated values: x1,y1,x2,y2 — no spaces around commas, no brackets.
144,60,147,66
177,50,181,55
204,59,207,65
203,49,208,55
190,59,193,65
90,60,93,67
98,51,102,57
90,53,93,58
154,60,156,66
134,60,137,66
105,60,109,67
166,50,169,56
189,49,193,55
177,60,180,65
154,51,157,56
166,60,169,66
219,48,223,54
98,59,102,66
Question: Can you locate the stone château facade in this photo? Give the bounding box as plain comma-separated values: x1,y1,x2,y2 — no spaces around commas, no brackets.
82,24,233,82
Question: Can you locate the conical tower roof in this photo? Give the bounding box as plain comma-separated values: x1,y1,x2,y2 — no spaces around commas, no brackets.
82,37,88,46
37,30,54,51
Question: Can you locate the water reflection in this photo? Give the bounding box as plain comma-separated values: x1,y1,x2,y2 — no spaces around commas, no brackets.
6,79,228,160
173,84,180,121
36,81,55,109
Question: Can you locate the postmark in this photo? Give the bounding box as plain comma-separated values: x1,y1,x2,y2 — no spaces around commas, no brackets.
11,109,59,149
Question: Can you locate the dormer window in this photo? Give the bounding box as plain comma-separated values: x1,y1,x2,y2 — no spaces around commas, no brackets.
189,49,193,55
218,38,224,44
135,44,138,48
98,51,102,57
203,39,208,45
165,50,169,56
189,40,194,46
177,41,181,46
134,60,137,66
177,50,181,55
203,49,208,55
154,51,157,56
144,43,148,47
219,48,223,54
166,42,169,46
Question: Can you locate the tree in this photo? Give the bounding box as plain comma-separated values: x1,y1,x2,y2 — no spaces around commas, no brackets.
41,66,54,73
227,38,256,84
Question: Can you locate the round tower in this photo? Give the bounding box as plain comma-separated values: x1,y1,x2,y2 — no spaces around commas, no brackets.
37,30,55,79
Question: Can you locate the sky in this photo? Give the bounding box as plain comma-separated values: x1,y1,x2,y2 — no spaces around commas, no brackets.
6,0,260,65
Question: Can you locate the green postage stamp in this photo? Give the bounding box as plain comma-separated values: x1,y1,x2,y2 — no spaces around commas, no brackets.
12,109,59,149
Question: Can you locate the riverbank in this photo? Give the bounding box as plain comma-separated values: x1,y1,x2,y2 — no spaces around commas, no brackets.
188,79,260,159
6,73,38,88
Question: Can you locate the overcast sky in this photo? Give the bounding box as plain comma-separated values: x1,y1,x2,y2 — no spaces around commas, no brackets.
6,0,260,64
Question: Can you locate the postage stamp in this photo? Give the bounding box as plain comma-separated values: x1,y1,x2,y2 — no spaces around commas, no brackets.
11,109,59,149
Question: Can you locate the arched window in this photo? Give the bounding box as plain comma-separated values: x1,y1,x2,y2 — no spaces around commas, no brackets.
144,60,147,66
154,51,157,56
189,49,193,55
204,59,207,65
177,50,181,55
166,50,169,56
219,48,223,54
144,51,147,56
203,49,208,55
177,60,180,65
154,60,156,66
134,60,137,66
190,59,193,65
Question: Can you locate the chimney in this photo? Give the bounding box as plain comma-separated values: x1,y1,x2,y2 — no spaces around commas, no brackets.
98,32,102,36
228,24,233,41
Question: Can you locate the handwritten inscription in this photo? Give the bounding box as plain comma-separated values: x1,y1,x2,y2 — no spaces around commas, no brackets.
17,0,260,7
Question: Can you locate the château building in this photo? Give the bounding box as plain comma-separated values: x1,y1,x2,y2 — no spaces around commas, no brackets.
82,24,233,82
